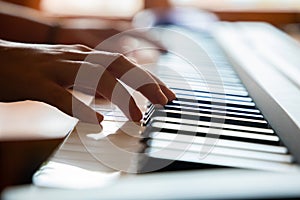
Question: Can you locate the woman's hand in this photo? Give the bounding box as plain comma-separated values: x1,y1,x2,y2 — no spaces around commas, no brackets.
0,40,176,123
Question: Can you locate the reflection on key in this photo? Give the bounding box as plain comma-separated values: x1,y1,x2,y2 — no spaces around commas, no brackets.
148,132,286,153
151,116,274,134
151,122,279,143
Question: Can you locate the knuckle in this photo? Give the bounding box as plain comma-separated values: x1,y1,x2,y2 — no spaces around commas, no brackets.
114,53,132,65
113,52,125,60
73,44,91,51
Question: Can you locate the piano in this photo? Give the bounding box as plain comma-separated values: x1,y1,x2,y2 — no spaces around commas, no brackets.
139,22,300,173
3,9,300,199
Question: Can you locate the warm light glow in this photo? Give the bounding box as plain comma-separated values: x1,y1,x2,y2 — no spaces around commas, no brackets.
33,161,120,189
41,0,144,17
170,0,300,11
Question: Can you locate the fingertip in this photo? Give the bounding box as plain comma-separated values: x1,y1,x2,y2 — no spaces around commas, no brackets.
131,109,143,122
96,112,104,123
129,99,143,122
156,89,168,105
160,86,176,102
136,109,143,122
165,89,176,101
130,111,143,122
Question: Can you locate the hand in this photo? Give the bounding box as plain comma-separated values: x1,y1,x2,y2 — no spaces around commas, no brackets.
0,40,176,123
54,18,124,48
55,18,167,53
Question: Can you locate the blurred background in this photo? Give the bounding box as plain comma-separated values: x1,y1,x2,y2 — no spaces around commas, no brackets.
2,0,300,41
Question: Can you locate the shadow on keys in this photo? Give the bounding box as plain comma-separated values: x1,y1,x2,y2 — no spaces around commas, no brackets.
32,120,146,189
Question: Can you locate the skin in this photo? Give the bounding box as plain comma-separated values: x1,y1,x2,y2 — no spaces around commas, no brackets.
0,39,176,124
0,1,167,50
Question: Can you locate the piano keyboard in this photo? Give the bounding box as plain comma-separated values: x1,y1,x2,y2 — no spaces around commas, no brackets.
140,26,296,172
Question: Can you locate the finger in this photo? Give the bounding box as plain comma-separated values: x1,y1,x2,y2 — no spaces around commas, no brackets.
48,51,170,105
88,53,171,105
43,60,111,94
44,60,127,98
35,81,103,124
49,44,93,52
96,68,142,122
106,54,169,105
43,60,96,88
51,49,114,64
147,71,176,101
45,61,142,121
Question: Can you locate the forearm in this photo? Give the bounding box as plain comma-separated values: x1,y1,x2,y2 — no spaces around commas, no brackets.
0,1,55,43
